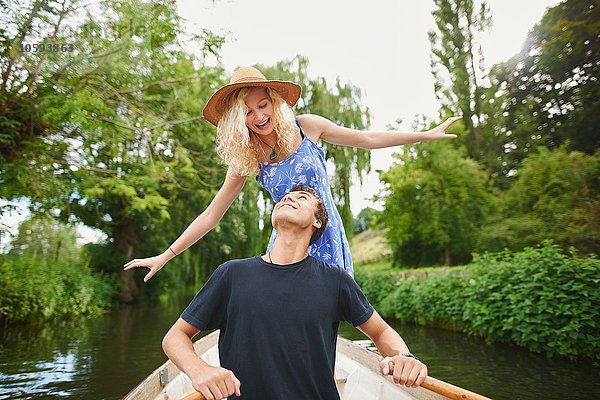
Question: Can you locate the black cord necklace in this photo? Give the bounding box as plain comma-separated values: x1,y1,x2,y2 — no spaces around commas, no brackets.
254,134,278,161
268,251,274,264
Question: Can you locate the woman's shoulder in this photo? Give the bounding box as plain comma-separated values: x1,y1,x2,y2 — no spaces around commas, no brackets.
296,114,327,142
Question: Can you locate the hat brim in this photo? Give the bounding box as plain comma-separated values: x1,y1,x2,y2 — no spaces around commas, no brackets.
202,80,302,126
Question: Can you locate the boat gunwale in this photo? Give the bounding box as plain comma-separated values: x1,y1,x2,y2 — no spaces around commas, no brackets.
122,331,219,400
123,331,490,400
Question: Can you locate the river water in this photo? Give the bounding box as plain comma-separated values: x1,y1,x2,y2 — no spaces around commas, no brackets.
1,289,599,400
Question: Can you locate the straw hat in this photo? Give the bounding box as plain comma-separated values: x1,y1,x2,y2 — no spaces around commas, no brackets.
202,66,302,126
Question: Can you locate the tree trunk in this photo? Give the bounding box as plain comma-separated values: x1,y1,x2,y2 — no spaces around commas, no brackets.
54,239,62,262
114,225,139,303
444,246,451,265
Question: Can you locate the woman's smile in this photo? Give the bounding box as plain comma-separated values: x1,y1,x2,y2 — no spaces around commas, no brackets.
244,87,274,134
255,118,271,131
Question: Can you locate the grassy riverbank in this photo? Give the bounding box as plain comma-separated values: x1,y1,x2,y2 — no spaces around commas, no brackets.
353,239,600,360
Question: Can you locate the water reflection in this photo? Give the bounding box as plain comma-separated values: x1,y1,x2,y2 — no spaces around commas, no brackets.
339,322,600,400
0,289,195,400
0,290,599,400
0,319,90,399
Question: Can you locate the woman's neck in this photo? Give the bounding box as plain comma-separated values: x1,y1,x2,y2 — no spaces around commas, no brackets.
253,132,279,163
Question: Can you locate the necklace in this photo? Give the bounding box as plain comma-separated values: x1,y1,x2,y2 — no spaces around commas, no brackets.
254,134,278,161
268,251,274,264
255,140,270,166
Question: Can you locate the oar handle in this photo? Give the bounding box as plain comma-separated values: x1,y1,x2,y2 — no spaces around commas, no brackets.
180,392,204,400
422,376,493,400
179,376,492,400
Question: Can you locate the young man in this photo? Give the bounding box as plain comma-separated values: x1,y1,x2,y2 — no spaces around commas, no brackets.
162,185,427,400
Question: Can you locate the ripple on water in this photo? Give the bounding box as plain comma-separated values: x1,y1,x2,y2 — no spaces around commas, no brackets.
0,353,81,398
2,300,600,400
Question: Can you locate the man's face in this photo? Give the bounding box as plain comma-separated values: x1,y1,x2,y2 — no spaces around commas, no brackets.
272,190,322,232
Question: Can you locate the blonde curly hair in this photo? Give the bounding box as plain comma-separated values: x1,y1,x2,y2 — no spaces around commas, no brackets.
216,87,300,176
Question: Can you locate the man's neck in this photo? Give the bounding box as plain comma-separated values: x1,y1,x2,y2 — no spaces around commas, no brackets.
265,230,311,265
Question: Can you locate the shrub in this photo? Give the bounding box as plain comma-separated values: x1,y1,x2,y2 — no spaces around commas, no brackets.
379,141,492,267
0,252,113,322
355,268,397,307
478,147,600,255
358,242,600,359
463,243,599,358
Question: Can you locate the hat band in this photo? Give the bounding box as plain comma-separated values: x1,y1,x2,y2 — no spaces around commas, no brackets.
231,76,268,84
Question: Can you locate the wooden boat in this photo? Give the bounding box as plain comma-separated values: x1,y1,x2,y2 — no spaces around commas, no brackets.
124,331,491,400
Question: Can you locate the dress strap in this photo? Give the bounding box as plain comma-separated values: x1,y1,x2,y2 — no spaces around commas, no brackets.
295,117,306,139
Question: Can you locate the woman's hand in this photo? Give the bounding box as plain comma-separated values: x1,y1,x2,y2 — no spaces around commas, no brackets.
123,253,170,282
425,116,462,140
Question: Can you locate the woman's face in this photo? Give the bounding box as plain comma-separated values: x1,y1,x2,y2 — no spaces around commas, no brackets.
244,87,274,136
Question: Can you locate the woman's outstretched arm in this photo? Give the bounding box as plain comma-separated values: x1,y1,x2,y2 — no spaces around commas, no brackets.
123,170,247,281
297,114,461,149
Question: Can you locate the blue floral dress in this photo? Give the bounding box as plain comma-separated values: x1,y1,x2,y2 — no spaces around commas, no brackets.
256,118,353,276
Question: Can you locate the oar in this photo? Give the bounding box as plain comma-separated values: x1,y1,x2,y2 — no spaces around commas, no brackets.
179,376,492,400
180,392,204,400
421,376,493,400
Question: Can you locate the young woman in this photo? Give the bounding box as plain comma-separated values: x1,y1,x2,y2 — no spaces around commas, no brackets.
124,66,460,280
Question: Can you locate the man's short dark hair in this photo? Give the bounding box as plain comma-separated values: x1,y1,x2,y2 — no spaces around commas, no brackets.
289,185,329,245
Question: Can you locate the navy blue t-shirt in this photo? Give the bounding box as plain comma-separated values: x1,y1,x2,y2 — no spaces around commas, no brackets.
181,255,374,400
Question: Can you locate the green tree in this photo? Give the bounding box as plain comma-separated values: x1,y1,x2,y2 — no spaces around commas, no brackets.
379,141,492,266
478,146,600,255
353,207,381,235
0,216,112,322
491,0,600,171
255,55,372,239
1,0,260,300
428,0,492,160
8,215,80,262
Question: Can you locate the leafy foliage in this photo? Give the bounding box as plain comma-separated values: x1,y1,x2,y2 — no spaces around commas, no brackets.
0,0,261,300
429,0,600,189
379,140,492,266
492,0,600,161
0,217,112,322
357,242,600,359
478,146,600,255
428,0,492,159
353,207,381,235
355,268,397,307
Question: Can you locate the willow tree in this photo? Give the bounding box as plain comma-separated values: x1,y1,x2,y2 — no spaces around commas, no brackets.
428,0,492,160
0,0,260,301
256,56,372,238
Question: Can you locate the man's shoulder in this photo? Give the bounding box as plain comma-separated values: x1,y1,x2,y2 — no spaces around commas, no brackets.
219,256,261,270
205,256,261,283
308,257,346,277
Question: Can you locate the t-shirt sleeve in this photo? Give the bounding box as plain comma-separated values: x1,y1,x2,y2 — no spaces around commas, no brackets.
337,268,374,327
181,263,230,331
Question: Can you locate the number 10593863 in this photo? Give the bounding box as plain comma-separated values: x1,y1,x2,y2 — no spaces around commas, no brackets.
20,43,74,52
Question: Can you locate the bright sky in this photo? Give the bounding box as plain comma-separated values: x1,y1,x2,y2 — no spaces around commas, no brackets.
1,0,561,250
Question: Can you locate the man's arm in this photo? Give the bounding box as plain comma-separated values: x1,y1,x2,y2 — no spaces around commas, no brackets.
162,318,241,400
357,311,428,388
